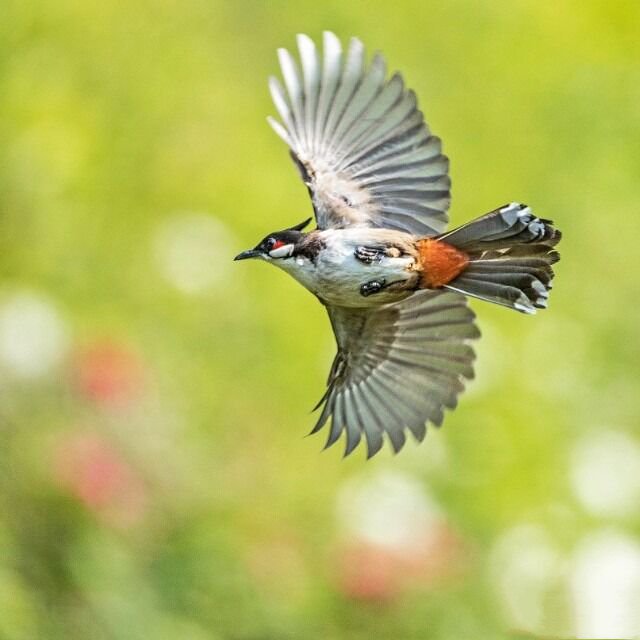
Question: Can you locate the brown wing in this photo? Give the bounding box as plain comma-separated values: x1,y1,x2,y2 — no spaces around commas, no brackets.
313,290,479,457
268,32,450,235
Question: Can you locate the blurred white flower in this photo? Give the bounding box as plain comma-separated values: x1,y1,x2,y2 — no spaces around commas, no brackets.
0,291,69,379
337,470,442,551
571,530,640,639
489,524,563,634
570,430,640,519
153,213,236,294
335,470,466,601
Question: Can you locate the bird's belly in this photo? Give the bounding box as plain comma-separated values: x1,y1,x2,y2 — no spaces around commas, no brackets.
295,250,418,308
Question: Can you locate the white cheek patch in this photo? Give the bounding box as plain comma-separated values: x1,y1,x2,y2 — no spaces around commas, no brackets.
269,243,294,259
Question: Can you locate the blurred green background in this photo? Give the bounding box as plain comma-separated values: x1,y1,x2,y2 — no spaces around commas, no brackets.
1,1,640,638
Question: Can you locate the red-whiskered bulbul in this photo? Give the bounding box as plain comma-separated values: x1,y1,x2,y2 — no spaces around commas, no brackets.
235,32,561,458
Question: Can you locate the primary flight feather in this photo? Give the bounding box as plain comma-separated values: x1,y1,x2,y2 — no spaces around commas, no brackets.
235,32,561,458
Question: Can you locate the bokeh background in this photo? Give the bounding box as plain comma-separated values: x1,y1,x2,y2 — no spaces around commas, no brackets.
2,1,640,638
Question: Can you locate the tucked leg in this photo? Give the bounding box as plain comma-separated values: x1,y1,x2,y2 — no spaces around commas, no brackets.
360,279,386,297
354,246,385,264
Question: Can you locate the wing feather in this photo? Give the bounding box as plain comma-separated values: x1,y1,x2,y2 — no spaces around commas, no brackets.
326,393,345,448
335,74,405,162
297,34,321,152
351,382,384,458
315,290,479,457
323,37,365,153
331,53,386,147
268,78,298,147
269,32,451,234
342,387,363,456
277,48,305,146
315,31,343,154
364,376,407,453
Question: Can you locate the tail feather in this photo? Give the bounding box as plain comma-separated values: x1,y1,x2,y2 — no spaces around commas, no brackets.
449,274,548,313
440,202,561,249
466,256,557,288
441,203,560,314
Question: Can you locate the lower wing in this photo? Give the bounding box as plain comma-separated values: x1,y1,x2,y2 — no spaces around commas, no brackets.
313,290,480,457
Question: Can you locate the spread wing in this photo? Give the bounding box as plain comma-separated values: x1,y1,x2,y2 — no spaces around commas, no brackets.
313,290,480,458
268,32,450,235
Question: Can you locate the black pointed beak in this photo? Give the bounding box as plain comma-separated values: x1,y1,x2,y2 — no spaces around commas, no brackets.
234,249,261,261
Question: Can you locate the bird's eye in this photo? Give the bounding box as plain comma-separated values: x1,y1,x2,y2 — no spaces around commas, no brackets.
266,238,287,252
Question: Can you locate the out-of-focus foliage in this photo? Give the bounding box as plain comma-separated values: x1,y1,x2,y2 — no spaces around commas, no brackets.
1,1,639,638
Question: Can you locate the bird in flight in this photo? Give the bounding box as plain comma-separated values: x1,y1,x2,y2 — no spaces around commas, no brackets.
235,32,561,458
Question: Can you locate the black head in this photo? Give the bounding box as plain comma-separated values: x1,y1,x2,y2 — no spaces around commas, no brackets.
234,218,312,261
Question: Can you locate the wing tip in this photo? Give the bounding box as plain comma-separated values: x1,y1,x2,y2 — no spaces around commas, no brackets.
266,115,292,146
348,34,365,52
296,32,315,48
322,31,342,57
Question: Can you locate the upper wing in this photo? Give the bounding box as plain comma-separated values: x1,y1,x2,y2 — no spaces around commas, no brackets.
268,32,451,235
313,290,479,458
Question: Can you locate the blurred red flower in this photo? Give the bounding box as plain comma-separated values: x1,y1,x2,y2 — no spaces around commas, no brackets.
53,433,147,527
72,340,145,407
338,542,403,602
337,522,467,603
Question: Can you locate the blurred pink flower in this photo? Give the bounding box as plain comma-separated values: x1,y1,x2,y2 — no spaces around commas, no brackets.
337,523,467,603
335,471,469,603
72,340,145,407
338,542,402,602
53,433,147,527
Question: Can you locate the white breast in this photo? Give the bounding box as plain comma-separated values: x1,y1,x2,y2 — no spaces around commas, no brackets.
275,229,418,308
